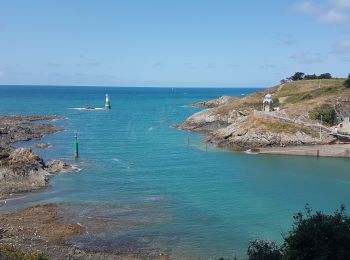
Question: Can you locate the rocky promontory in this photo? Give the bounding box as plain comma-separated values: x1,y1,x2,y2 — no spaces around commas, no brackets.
189,95,239,108
178,79,350,153
0,116,78,196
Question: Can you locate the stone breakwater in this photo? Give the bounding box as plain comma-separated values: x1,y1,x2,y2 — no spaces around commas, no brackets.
0,116,78,196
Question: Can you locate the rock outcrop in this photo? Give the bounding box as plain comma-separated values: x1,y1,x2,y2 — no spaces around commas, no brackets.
47,160,80,174
190,96,239,108
0,115,62,147
179,80,349,150
0,116,77,195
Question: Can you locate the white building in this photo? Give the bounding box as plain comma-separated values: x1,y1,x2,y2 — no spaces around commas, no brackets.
337,117,350,134
263,94,273,112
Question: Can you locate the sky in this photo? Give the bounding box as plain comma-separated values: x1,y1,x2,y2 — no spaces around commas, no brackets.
0,0,349,88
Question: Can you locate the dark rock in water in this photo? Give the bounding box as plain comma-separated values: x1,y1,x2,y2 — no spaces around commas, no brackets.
0,115,62,147
47,160,80,174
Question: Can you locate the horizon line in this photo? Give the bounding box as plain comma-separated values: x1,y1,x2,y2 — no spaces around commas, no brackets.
0,84,267,89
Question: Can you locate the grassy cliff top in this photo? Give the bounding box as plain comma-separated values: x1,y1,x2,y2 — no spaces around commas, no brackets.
215,79,350,119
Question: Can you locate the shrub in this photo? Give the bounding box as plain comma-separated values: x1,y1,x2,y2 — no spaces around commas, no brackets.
289,72,305,81
246,205,350,260
318,73,332,79
247,239,283,260
283,204,350,260
344,74,350,88
304,74,318,80
0,245,49,260
309,105,336,125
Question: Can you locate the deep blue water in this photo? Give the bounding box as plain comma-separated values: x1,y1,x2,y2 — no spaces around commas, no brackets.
0,86,349,259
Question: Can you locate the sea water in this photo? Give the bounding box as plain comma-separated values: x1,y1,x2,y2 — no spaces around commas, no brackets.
0,86,349,259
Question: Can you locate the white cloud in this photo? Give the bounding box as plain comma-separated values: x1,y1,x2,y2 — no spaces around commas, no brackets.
330,0,350,9
337,39,350,47
295,1,349,24
295,1,321,14
319,10,347,23
332,39,350,53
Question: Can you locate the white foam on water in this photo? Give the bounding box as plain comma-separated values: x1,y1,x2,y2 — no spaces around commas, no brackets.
337,180,350,184
148,126,159,132
70,108,104,111
245,149,259,155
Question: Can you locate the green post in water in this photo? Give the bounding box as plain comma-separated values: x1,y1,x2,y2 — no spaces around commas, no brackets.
74,133,79,159
105,94,111,110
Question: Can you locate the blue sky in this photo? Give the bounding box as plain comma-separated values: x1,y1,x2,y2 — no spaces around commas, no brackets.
0,0,349,87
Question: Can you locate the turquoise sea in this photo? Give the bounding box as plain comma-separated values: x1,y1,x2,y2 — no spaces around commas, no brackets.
0,86,349,259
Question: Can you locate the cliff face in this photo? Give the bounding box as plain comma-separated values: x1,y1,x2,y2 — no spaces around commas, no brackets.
179,80,350,150
0,116,78,195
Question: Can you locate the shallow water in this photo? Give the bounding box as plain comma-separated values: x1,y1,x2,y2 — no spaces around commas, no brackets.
0,86,349,259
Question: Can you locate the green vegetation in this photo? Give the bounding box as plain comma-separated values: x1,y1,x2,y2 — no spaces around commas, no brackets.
215,79,348,121
0,245,49,260
309,104,337,125
283,204,350,260
281,72,333,83
261,121,313,135
289,72,305,81
284,85,345,104
0,228,48,260
318,73,332,79
272,97,280,107
247,240,282,260
345,74,350,88
219,205,350,260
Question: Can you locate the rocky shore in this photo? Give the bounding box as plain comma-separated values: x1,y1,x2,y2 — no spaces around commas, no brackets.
0,204,170,260
178,79,350,156
0,115,170,259
0,115,78,196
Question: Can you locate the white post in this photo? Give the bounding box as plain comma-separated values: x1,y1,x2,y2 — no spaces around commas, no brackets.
320,115,323,140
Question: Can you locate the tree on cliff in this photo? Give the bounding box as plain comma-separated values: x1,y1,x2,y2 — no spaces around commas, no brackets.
318,73,332,79
304,74,318,80
289,72,305,81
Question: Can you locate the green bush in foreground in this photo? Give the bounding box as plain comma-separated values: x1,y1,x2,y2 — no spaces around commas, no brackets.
283,204,350,260
218,205,350,260
247,205,350,260
247,239,283,260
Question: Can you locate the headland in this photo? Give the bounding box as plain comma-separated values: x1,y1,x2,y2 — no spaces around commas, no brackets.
177,79,350,158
